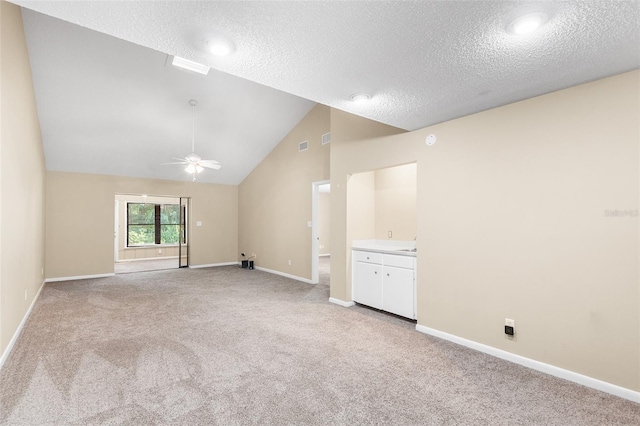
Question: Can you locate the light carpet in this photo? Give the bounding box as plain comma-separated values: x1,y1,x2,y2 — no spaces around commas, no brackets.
0,266,638,425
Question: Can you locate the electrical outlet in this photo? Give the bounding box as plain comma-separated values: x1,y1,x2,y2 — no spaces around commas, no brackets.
288,260,291,266
505,318,515,336
251,253,256,258
388,231,392,238
158,249,162,254
24,289,28,301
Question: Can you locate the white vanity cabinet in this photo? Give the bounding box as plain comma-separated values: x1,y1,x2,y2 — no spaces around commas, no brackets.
352,250,416,319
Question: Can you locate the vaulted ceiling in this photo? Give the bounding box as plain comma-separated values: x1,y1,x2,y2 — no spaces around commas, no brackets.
12,1,640,184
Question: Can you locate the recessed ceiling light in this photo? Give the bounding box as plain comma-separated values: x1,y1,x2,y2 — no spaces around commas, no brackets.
507,12,549,35
350,93,372,103
206,37,235,56
171,56,210,75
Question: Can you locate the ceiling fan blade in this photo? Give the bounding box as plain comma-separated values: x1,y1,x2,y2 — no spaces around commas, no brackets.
160,161,188,165
199,160,220,165
200,163,221,170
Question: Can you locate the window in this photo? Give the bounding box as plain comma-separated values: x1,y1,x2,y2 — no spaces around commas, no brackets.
127,203,183,246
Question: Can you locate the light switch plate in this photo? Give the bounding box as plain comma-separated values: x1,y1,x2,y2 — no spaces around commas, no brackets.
196,221,202,227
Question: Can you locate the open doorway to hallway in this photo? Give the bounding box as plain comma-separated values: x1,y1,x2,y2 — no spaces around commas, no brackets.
312,181,331,285
114,194,189,274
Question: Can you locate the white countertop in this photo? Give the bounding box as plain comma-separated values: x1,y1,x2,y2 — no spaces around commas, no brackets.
352,240,417,257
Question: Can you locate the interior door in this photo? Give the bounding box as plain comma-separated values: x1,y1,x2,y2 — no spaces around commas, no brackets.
178,197,189,268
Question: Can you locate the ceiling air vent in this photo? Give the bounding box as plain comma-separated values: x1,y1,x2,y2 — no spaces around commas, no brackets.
322,132,331,145
298,140,308,152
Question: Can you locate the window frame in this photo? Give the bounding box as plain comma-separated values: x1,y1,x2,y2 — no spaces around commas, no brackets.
126,203,182,247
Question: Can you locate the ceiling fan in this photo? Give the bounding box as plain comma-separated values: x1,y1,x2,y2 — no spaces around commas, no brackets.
164,99,221,180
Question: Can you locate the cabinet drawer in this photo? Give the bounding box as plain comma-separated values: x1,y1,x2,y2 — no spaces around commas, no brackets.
353,250,383,264
383,254,415,269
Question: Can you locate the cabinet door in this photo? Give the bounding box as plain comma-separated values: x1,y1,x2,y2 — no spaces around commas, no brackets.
354,261,383,309
382,266,415,319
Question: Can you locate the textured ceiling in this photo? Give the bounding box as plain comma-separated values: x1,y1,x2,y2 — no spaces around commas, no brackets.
12,1,640,184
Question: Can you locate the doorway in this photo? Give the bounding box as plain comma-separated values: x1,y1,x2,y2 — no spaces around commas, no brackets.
312,180,331,284
114,194,190,274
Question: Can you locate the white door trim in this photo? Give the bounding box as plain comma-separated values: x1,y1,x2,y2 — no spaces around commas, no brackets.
114,200,119,262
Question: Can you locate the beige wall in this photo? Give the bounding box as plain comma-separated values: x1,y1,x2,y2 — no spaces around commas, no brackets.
318,192,331,255
238,105,331,280
330,108,407,297
238,104,403,280
346,171,376,241
330,70,640,392
0,2,46,356
46,172,238,278
374,163,417,241
115,194,180,261
347,163,417,242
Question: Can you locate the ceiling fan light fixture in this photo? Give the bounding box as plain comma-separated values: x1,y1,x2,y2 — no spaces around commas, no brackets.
507,12,549,35
163,99,221,179
171,56,210,75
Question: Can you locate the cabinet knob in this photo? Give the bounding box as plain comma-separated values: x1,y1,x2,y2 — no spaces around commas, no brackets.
367,257,370,260
387,273,390,277
374,271,377,274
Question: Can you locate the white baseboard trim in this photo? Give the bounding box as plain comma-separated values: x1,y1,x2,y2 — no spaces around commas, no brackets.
45,273,115,283
189,262,239,269
0,280,46,371
329,297,355,307
415,324,640,403
116,256,178,263
254,266,313,284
